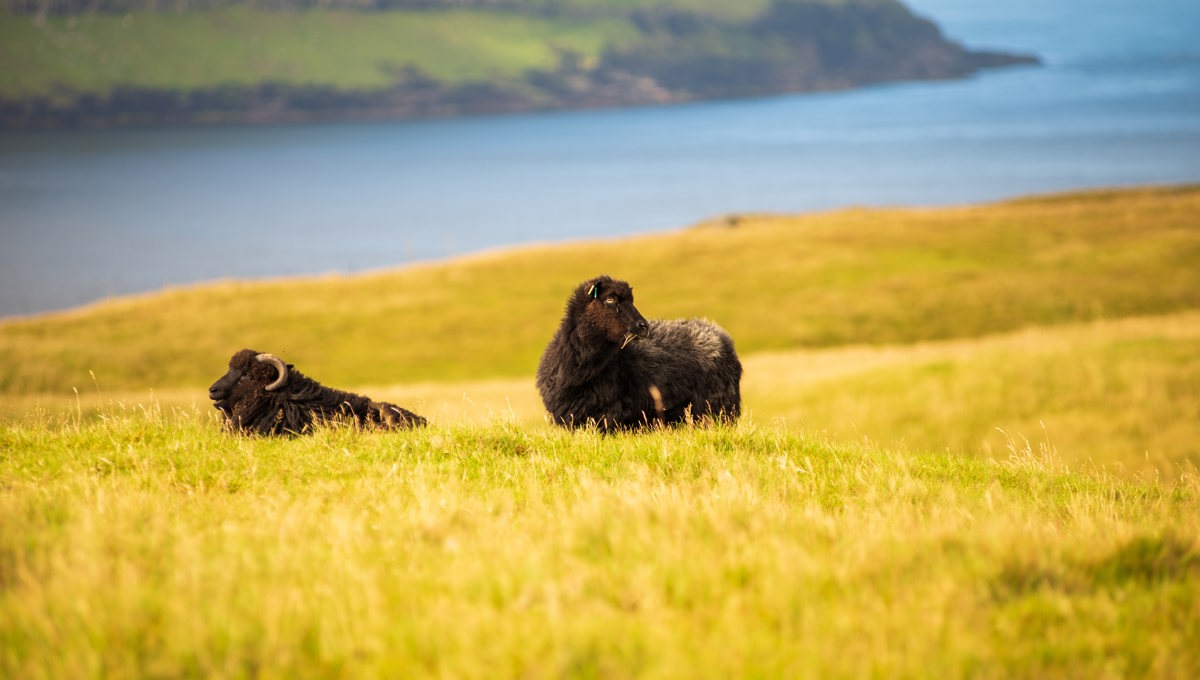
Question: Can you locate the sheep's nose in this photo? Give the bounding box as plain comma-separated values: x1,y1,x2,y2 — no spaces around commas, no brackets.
634,320,650,336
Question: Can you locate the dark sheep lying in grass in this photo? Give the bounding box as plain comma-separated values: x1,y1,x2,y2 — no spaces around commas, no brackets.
208,349,426,435
536,275,742,431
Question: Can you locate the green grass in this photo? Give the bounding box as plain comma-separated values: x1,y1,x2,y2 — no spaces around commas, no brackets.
0,0,990,103
0,7,639,99
3,185,1199,675
2,414,1198,677
538,0,773,20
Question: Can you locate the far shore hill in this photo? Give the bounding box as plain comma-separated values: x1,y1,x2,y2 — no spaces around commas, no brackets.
0,0,1039,129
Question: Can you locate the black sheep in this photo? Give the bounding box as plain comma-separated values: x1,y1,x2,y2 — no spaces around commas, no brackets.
536,275,742,431
208,349,426,435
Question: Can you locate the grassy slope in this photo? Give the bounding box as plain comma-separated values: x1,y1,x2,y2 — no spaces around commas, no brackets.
0,7,639,99
746,313,1200,479
0,0,958,102
527,0,772,19
3,185,1200,676
2,186,1199,477
2,185,1197,392
7,311,1196,478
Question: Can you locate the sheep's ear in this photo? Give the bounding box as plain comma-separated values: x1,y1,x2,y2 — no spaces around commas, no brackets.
588,284,599,299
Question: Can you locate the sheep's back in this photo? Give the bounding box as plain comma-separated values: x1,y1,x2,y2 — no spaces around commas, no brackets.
630,318,742,417
636,319,736,369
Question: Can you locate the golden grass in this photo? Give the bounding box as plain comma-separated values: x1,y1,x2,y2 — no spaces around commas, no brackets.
3,186,1199,675
5,310,1197,480
746,311,1200,479
2,185,1197,395
2,412,1198,678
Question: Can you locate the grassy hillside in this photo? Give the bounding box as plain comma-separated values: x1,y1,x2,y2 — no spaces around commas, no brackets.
746,313,1200,479
2,185,1196,392
1,185,1198,478
3,185,1199,675
8,312,1195,478
2,0,1033,126
0,7,637,98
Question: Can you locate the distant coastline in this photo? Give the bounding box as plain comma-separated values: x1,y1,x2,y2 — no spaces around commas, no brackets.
0,0,1038,129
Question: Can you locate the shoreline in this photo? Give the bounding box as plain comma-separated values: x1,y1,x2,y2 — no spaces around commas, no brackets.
0,54,1038,131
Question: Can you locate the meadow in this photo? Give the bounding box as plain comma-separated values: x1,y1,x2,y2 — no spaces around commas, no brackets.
2,185,1198,677
0,1,771,101
0,7,637,98
2,0,1020,127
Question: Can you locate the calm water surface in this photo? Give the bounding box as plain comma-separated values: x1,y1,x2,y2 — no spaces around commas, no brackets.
1,0,1198,317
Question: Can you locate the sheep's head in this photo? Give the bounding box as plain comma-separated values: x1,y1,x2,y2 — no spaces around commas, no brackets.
576,275,650,348
208,349,290,414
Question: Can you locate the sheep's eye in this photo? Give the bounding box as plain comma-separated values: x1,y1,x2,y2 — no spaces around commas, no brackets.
604,297,617,305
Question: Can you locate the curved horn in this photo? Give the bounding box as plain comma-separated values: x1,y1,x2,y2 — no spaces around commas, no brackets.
255,353,289,391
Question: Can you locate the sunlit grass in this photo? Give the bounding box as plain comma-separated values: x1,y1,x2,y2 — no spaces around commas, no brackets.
746,312,1200,479
3,185,1199,676
5,311,1197,480
2,185,1197,394
2,409,1197,677
2,186,1198,478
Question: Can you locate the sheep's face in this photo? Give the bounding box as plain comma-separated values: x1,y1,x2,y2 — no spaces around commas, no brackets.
580,276,650,348
209,349,257,402
208,349,287,416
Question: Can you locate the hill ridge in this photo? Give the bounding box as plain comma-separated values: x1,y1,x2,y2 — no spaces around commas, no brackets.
0,0,1038,128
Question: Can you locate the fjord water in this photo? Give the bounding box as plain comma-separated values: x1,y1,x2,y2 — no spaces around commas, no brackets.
1,0,1197,318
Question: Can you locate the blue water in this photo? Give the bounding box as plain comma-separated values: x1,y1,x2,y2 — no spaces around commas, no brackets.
1,0,1198,318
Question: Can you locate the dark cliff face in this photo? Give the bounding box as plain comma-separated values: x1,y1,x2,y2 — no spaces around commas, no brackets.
0,0,1038,129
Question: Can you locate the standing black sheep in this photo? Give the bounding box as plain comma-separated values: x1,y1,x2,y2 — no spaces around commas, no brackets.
208,349,426,435
536,275,742,430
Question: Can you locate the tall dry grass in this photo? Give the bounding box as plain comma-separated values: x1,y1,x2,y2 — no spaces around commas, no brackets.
2,408,1197,678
